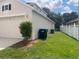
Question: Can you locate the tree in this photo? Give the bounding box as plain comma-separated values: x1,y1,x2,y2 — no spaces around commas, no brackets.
70,12,78,20
62,12,78,24
42,7,63,31
42,7,50,15
54,13,62,31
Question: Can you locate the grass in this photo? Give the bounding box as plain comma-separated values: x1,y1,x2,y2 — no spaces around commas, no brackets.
0,32,78,59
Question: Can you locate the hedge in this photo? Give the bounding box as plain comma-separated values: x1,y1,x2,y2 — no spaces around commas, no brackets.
19,21,32,40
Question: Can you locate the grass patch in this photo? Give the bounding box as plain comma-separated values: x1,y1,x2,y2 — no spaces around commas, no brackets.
0,32,78,59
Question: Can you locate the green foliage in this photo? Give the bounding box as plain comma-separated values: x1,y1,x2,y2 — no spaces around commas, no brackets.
19,21,32,39
43,7,78,31
62,12,78,24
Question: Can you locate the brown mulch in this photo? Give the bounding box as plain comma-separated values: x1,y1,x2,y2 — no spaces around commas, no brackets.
10,40,38,48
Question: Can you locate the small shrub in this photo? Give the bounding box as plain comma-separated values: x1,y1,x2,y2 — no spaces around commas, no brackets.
19,21,32,40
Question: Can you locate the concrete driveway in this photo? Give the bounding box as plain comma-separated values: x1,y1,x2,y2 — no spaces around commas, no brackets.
0,38,23,50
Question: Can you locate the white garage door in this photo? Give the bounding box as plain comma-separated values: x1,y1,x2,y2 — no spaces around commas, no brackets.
0,16,25,39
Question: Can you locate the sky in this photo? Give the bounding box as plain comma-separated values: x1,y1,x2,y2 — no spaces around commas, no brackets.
23,0,78,14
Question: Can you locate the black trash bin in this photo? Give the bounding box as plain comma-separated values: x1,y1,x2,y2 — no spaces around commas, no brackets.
50,29,54,34
38,29,47,39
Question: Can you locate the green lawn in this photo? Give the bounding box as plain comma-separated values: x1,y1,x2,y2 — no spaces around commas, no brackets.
0,32,78,59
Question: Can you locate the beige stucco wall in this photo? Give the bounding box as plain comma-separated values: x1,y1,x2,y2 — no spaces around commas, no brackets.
32,11,54,39
0,15,27,39
0,0,33,39
0,0,32,21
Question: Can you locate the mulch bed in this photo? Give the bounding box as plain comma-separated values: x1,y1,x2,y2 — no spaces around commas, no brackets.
10,40,37,48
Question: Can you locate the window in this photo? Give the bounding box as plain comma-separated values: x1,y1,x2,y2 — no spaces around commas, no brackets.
2,6,4,11
5,5,8,10
2,4,11,11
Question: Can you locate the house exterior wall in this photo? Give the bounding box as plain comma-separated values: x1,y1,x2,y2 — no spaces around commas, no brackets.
32,11,54,39
0,15,26,39
0,0,32,39
0,0,32,21
0,0,55,40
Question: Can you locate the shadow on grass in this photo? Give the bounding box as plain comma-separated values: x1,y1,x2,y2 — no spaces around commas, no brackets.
38,38,47,41
61,31,78,41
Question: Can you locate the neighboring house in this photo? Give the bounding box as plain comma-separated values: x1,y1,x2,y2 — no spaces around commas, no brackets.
66,18,79,26
65,1,79,26
0,0,55,40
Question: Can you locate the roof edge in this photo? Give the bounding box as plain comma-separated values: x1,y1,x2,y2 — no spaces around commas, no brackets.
32,8,55,24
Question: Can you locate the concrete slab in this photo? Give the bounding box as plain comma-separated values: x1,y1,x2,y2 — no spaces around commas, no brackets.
0,38,23,50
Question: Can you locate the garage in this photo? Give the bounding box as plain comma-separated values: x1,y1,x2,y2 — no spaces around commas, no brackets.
0,15,26,39
32,11,54,39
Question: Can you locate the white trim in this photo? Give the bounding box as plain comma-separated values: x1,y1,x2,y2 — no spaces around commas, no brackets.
0,36,23,39
0,14,25,18
16,0,33,9
33,8,55,24
0,0,55,24
16,0,55,23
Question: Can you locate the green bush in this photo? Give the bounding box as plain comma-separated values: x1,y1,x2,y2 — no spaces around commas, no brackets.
19,21,32,40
